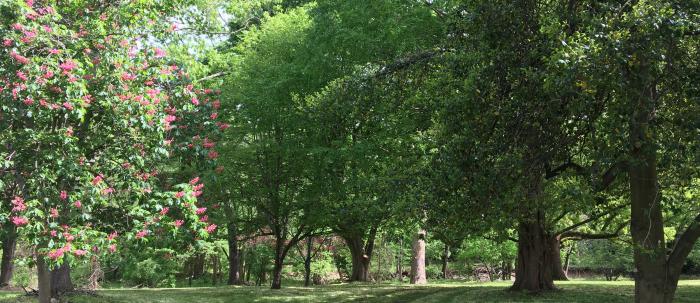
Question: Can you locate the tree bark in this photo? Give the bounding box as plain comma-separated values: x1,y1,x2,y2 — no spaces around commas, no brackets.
0,224,18,286
50,262,73,297
344,234,371,282
410,230,427,285
303,236,312,287
511,211,555,292
549,236,568,281
270,236,287,289
441,243,450,279
36,256,51,303
227,223,241,285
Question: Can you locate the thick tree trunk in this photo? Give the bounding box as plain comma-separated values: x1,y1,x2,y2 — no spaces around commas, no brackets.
303,236,312,287
227,223,241,285
50,262,73,297
345,234,370,282
0,224,18,286
410,230,427,285
549,236,568,281
511,212,555,292
441,243,450,279
36,256,51,303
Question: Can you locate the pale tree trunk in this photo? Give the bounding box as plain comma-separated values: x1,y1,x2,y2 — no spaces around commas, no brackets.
410,230,427,285
0,224,18,286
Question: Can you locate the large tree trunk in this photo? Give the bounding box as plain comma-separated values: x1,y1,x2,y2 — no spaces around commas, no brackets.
410,230,427,285
36,256,51,303
227,223,241,285
511,211,555,292
0,224,18,286
441,243,450,279
549,236,568,281
303,236,313,287
344,234,370,282
342,226,377,282
50,262,73,297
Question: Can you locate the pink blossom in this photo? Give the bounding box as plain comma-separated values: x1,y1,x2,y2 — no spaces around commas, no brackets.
47,249,64,260
73,200,82,208
74,249,87,256
208,151,219,159
199,215,208,222
193,183,204,191
108,244,117,253
102,187,114,195
189,177,200,185
2,39,12,47
191,97,199,106
50,230,57,237
59,60,78,72
11,216,28,226
63,102,74,110
16,71,28,81
135,230,148,239
154,48,166,58
92,174,103,185
203,139,215,149
22,97,33,106
50,208,59,218
174,220,184,228
195,207,207,215
9,51,27,64
174,191,185,199
210,112,218,120
121,72,136,81
193,191,203,197
205,224,217,233
66,127,73,136
11,23,23,31
108,231,118,241
160,207,170,216
212,100,221,109
11,196,26,212
59,190,68,200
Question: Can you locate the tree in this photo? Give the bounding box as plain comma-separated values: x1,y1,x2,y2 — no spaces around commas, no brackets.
0,1,215,301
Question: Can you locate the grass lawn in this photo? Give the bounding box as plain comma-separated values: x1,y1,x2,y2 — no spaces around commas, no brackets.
1,280,699,303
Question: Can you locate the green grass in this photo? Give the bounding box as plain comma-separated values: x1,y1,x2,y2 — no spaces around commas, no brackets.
2,280,699,303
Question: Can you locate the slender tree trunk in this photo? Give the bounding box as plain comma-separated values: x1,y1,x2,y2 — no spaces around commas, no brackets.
397,238,403,281
410,230,427,285
271,237,287,289
227,223,241,285
563,244,573,277
50,262,73,297
550,236,568,281
36,256,51,303
303,236,312,287
0,224,18,286
441,243,450,279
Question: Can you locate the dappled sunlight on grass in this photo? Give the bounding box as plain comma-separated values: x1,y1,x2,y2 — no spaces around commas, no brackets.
0,280,699,302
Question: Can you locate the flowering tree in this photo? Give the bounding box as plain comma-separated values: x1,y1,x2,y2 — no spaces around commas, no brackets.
0,1,220,301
